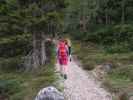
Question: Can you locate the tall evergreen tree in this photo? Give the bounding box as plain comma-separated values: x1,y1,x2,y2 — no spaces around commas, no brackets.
0,0,67,70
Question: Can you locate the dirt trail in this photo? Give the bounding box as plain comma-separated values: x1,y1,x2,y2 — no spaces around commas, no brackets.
57,59,112,100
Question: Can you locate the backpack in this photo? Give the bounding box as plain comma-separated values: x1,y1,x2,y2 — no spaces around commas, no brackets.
58,42,68,57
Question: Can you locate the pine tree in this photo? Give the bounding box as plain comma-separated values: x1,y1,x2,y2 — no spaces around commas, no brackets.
0,0,67,71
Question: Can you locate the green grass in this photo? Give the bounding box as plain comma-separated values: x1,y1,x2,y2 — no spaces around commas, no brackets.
0,63,57,100
104,65,133,95
72,40,133,99
73,40,133,69
0,44,58,100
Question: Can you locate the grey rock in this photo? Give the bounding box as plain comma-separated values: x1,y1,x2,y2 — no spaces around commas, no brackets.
35,86,64,100
102,63,112,72
129,96,133,100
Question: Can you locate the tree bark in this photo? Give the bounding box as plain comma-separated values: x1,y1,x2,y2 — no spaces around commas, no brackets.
105,8,110,25
41,33,46,65
80,16,87,32
32,32,40,69
82,16,87,32
121,0,125,24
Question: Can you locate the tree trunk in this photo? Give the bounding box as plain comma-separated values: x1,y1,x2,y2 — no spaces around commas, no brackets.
32,32,40,69
41,33,46,65
121,0,125,24
105,13,108,25
80,16,87,32
24,32,47,71
32,32,47,69
83,16,87,32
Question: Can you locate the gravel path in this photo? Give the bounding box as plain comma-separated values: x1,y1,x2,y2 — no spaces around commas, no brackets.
60,60,112,100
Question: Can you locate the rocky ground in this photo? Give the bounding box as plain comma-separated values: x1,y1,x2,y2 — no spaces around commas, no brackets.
57,59,112,100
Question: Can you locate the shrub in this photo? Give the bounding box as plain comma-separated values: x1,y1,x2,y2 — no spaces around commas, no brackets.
86,24,133,45
0,80,21,99
109,65,133,81
0,57,23,72
0,34,32,57
82,61,95,70
119,92,129,100
72,32,87,40
104,43,131,53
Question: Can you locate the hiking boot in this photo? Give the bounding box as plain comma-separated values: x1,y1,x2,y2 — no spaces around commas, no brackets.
64,74,67,79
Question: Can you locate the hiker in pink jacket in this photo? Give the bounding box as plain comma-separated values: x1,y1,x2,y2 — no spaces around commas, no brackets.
57,40,69,79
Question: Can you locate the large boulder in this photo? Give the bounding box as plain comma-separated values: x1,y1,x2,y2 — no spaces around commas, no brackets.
35,86,64,100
